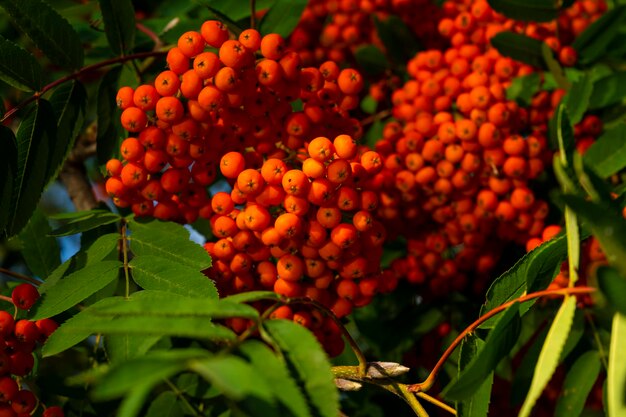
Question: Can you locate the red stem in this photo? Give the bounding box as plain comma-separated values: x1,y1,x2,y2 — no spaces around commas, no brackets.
0,50,167,124
136,23,163,48
408,286,596,392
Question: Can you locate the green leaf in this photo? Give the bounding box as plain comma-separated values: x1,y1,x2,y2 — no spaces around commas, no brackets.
555,351,602,417
506,73,541,106
18,208,60,278
130,256,218,299
589,72,626,109
519,296,577,417
47,80,87,183
480,234,567,328
563,71,593,125
0,35,42,91
583,123,626,178
607,313,626,417
190,355,274,402
444,303,520,400
145,391,185,417
264,320,339,417
550,102,575,164
0,126,17,232
96,66,123,165
354,45,388,77
490,31,546,69
258,0,307,38
572,6,626,65
456,335,492,417
560,194,626,277
194,0,274,22
222,291,281,304
238,340,312,417
49,211,121,237
364,119,384,149
542,42,570,91
487,0,560,22
597,266,626,316
0,0,84,69
31,260,122,319
117,383,153,417
360,95,378,115
129,218,212,270
98,0,136,55
105,334,161,364
7,100,57,237
373,15,421,66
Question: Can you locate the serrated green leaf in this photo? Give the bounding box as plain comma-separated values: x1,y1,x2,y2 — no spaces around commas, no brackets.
456,335,492,417
222,291,281,304
506,73,541,106
49,212,121,237
519,296,577,417
583,123,626,178
490,31,546,69
105,334,161,364
564,72,593,125
129,218,212,270
487,0,560,22
561,194,626,277
88,290,258,320
18,207,60,278
31,260,122,319
354,45,388,77
480,235,567,328
145,391,185,417
444,304,520,400
597,266,626,316
0,0,84,69
572,6,626,65
190,355,274,402
258,0,306,38
555,351,602,417
130,256,217,299
0,35,42,91
97,66,123,165
373,15,421,66
7,100,57,237
239,340,312,417
99,0,136,55
607,313,626,417
0,126,17,232
47,80,87,183
589,72,626,110
264,320,339,417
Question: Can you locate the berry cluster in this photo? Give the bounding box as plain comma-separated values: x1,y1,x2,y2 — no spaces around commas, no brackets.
106,22,365,224
370,0,605,296
203,137,392,354
0,284,62,417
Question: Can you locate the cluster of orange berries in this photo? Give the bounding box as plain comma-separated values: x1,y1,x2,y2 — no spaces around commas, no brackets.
370,0,605,296
289,0,445,66
105,20,366,224
203,136,393,354
0,284,62,417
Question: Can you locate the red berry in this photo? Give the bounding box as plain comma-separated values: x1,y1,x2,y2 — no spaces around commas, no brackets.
0,376,18,402
11,284,40,310
0,311,15,337
43,406,65,417
36,318,59,340
9,352,33,377
13,320,40,345
11,390,37,414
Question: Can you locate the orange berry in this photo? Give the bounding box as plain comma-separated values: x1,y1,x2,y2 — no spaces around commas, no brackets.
177,31,205,58
220,152,246,179
201,20,229,48
120,107,147,132
260,33,285,60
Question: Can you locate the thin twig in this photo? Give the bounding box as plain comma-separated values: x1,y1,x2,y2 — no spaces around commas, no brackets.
0,267,42,286
416,393,456,415
361,109,391,127
0,294,13,304
164,378,203,417
250,0,257,29
136,22,164,50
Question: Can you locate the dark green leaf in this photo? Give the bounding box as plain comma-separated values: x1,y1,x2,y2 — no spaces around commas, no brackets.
238,340,312,417
506,73,541,106
444,303,520,400
480,235,567,328
7,100,57,237
364,119,384,149
0,0,84,69
555,351,602,417
487,0,560,22
97,66,123,165
589,72,626,109
117,383,153,417
222,291,281,304
258,0,307,38
145,391,185,417
31,260,122,319
264,320,339,417
360,95,378,115
608,313,626,417
0,126,17,232
0,35,42,91
597,266,626,316
18,208,60,278
490,31,546,69
563,72,593,125
572,6,626,65
542,42,570,91
519,297,577,417
105,334,161,364
49,212,121,237
549,102,575,163
129,218,212,270
373,15,421,66
47,80,87,182
99,0,136,55
354,45,388,77
194,0,274,22
456,335,492,417
130,256,218,299
583,123,626,178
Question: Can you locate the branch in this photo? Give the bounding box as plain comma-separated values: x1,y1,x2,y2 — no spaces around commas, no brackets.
0,267,42,286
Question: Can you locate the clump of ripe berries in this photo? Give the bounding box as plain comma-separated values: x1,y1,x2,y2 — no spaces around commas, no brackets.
0,284,63,417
